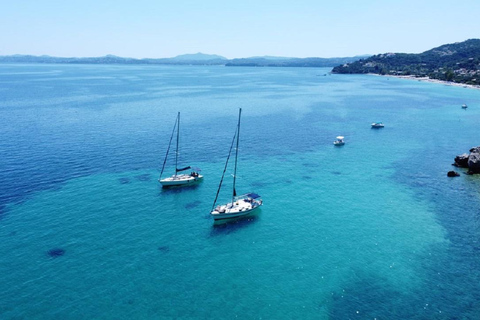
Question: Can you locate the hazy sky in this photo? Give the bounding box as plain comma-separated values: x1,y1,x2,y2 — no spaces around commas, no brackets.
1,0,479,59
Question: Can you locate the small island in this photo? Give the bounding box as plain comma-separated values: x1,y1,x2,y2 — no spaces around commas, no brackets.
332,39,480,87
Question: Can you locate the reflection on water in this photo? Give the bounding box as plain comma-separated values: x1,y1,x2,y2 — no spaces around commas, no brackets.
159,183,202,195
210,212,261,236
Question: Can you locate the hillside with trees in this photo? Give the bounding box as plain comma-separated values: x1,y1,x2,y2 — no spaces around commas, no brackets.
332,39,480,85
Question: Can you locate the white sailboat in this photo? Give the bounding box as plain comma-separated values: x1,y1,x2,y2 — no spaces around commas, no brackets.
159,112,203,187
210,108,263,221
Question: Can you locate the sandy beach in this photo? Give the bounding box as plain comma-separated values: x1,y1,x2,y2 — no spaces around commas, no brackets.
376,74,480,90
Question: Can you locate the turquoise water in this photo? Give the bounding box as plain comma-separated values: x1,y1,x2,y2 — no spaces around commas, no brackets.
0,64,479,319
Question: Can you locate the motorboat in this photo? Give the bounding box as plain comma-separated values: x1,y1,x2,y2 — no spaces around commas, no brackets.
333,136,345,146
371,122,385,128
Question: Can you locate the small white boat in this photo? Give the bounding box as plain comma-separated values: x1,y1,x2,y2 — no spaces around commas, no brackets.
210,108,263,221
333,136,345,146
159,112,203,187
371,122,385,128
462,104,468,109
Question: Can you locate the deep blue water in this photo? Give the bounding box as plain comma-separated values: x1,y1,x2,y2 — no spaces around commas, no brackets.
0,64,480,319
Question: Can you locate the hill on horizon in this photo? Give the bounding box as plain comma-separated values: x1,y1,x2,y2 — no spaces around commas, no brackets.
0,52,367,67
332,39,480,85
170,52,227,61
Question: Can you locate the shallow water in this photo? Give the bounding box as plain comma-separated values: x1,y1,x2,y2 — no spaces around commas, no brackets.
0,64,479,319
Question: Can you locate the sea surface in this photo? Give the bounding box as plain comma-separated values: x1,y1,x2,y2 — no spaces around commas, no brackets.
0,63,479,319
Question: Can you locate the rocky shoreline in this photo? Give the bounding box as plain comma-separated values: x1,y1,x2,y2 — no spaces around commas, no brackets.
452,146,480,175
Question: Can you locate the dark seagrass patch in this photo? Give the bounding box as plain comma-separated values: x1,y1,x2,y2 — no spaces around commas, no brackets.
47,248,65,258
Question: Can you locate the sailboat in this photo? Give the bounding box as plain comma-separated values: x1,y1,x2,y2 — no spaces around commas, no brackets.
159,112,203,187
210,108,263,221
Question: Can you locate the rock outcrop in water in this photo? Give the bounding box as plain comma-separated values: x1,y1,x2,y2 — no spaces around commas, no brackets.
447,171,460,177
453,146,480,174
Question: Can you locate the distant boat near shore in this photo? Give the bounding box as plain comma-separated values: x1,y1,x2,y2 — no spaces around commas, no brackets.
462,104,468,109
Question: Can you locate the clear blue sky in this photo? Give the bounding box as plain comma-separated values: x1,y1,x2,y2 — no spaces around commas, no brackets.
1,0,479,59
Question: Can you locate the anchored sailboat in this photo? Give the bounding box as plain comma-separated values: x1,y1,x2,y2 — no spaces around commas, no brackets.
159,112,203,187
210,108,263,221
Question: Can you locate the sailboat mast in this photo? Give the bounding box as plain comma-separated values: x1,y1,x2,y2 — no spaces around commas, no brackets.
159,113,178,181
232,108,241,203
175,112,180,176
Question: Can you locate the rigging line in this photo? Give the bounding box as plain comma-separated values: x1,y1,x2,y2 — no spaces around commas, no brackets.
211,128,238,212
159,114,179,180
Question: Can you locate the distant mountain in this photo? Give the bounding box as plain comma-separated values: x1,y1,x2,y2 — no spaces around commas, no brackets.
0,54,138,64
147,52,228,65
0,52,367,68
0,53,227,65
170,53,227,61
332,39,480,85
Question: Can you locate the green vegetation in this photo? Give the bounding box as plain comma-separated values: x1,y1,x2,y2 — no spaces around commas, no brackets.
332,39,480,86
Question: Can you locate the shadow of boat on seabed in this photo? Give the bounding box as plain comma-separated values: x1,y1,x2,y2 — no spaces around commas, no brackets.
158,183,202,195
208,210,262,237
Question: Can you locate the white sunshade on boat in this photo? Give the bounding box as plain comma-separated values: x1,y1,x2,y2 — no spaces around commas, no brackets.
336,136,344,139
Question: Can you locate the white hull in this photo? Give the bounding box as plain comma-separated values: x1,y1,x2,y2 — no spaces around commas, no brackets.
159,174,203,187
211,196,262,221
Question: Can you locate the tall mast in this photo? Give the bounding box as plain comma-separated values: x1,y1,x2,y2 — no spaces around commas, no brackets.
175,112,180,176
232,108,241,203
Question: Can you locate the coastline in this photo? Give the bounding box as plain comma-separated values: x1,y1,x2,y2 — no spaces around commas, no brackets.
372,74,480,91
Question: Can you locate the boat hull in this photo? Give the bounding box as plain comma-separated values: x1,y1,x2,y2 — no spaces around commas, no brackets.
211,205,261,220
159,174,203,187
211,197,262,221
